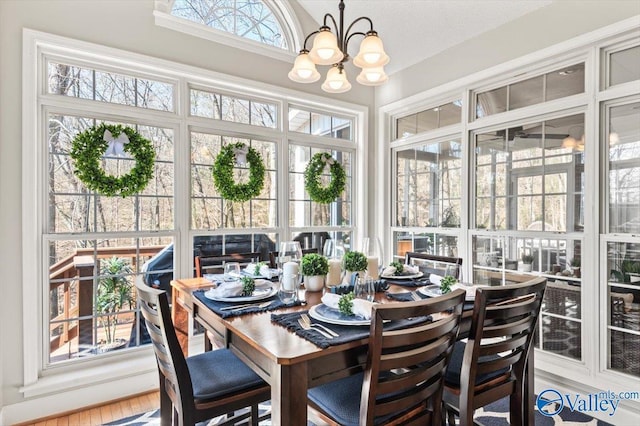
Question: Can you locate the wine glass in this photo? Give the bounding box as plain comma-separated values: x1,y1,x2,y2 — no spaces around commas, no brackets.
224,262,241,281
354,273,375,302
278,241,303,268
362,236,384,279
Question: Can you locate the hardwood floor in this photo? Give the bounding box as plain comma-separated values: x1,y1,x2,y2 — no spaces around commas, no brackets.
17,390,160,426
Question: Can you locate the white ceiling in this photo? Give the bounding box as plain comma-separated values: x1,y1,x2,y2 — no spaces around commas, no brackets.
297,0,554,74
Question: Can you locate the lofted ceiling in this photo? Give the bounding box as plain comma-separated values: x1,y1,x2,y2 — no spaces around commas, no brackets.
297,0,554,74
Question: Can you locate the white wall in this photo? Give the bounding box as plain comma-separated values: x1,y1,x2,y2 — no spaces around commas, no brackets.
376,0,640,106
0,0,374,420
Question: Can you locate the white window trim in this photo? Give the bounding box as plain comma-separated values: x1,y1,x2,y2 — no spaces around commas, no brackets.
22,29,367,402
376,16,640,415
153,0,301,62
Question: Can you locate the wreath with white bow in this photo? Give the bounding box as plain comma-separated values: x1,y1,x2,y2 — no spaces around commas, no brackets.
212,142,265,202
70,124,155,197
304,152,346,204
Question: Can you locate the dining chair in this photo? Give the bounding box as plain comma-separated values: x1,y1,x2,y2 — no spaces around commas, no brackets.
268,247,318,268
307,289,467,426
404,252,463,280
443,276,547,426
195,252,261,277
135,279,270,426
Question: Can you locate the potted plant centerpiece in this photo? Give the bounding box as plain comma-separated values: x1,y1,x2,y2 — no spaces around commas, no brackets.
301,253,329,291
343,251,368,285
96,257,135,353
521,253,534,272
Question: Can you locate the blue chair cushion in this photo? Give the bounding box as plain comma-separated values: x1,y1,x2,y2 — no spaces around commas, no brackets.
186,348,266,400
307,372,398,426
444,341,510,387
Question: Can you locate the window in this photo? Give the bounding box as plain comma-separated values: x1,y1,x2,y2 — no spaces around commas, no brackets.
171,0,289,49
45,63,176,364
603,98,640,378
191,133,278,229
475,114,585,232
395,100,462,140
154,0,300,60
288,107,353,141
391,137,462,259
475,63,585,119
48,62,175,112
396,139,462,228
30,35,363,379
190,88,277,128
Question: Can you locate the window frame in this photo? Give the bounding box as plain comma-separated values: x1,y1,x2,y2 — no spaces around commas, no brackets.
379,21,640,393
22,29,367,396
153,0,302,62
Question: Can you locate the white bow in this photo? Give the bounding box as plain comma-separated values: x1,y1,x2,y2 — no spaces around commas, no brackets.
234,145,249,165
103,130,130,157
324,153,335,166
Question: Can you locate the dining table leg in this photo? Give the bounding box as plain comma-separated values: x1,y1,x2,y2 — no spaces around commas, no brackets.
271,362,308,426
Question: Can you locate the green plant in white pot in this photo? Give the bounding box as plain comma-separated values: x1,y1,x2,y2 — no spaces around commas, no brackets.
343,251,368,284
521,253,534,272
96,257,135,352
301,253,329,291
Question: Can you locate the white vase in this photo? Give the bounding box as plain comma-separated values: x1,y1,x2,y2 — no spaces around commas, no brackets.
521,263,532,272
304,275,325,291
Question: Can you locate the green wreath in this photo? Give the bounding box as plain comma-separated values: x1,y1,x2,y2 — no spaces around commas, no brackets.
70,123,155,197
212,142,265,202
304,152,346,204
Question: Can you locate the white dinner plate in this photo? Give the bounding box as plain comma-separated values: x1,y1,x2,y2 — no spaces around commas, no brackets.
204,285,277,303
419,284,478,301
381,271,424,280
308,304,371,326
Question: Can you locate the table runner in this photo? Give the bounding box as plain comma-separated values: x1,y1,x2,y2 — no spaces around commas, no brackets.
193,290,301,318
271,310,431,349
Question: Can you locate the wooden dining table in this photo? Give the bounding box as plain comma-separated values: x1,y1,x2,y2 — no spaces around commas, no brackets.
170,277,536,426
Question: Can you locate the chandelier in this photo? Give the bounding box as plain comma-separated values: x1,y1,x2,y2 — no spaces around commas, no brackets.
288,0,389,93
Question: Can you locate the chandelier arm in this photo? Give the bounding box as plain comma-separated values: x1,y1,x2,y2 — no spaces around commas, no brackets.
323,13,339,35
302,30,320,50
344,16,374,41
344,31,366,54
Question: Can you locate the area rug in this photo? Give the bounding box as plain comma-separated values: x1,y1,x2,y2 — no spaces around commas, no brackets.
103,397,612,425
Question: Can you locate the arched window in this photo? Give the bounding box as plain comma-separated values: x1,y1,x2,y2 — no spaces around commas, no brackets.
155,0,300,58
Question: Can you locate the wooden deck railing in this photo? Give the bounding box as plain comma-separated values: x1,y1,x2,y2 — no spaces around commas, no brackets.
48,245,165,353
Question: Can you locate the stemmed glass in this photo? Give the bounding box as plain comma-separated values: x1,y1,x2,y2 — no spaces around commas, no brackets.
362,236,384,279
223,262,240,281
354,273,375,302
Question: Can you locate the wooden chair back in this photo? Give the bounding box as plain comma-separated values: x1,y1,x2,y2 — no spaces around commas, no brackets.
135,280,195,418
445,276,547,425
268,248,318,268
405,252,463,280
195,252,261,277
362,289,466,425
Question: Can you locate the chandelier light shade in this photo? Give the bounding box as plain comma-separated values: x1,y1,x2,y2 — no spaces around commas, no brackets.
288,50,321,83
356,65,388,86
321,64,352,93
289,0,389,93
353,32,390,68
